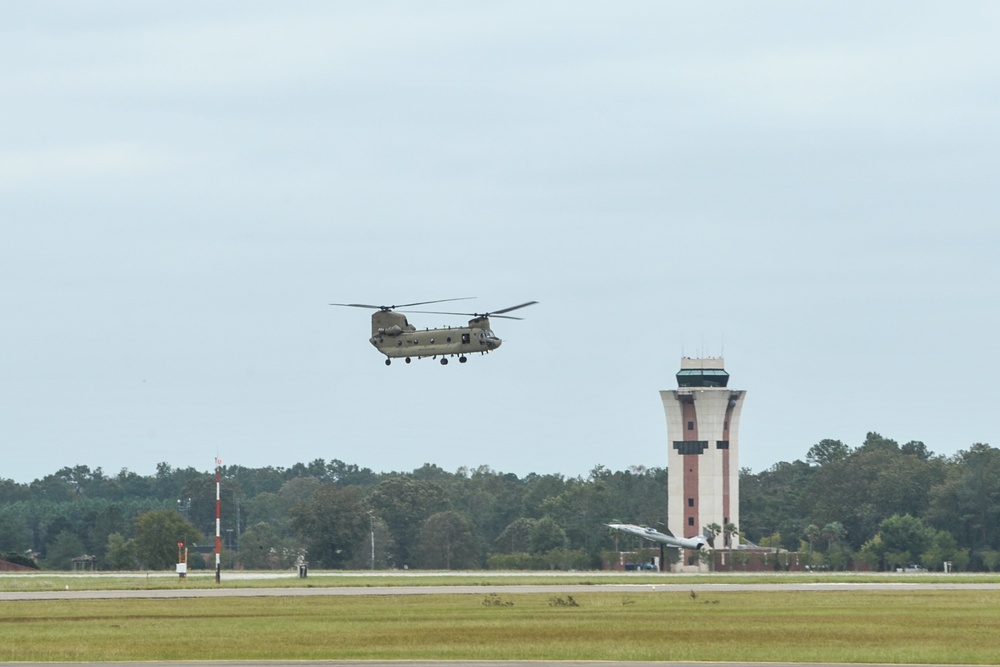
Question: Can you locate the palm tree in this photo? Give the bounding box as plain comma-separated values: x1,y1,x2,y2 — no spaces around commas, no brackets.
805,524,820,558
705,523,722,549
724,522,738,549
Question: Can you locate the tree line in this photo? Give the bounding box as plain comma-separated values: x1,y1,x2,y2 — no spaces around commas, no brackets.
2,432,998,571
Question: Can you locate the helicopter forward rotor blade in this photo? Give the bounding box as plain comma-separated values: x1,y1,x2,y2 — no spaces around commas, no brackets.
400,309,524,320
402,301,538,320
330,297,475,311
490,301,539,316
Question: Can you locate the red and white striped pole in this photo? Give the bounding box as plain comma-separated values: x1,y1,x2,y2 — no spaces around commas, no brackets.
215,457,222,584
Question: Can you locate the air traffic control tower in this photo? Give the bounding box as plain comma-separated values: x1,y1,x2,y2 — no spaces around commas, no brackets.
660,358,746,548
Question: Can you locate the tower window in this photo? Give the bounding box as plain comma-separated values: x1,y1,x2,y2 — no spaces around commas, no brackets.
687,498,694,507
687,421,694,431
687,517,695,526
673,441,708,455
676,368,729,387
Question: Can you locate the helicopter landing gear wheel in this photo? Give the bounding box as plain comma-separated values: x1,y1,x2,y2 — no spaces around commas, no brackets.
440,358,449,365
459,356,467,363
385,359,391,366
405,357,411,364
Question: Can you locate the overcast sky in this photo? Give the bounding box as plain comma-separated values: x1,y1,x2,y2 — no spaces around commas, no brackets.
2,2,998,484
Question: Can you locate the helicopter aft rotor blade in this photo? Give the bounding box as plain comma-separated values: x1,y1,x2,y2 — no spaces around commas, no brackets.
394,297,475,309
329,303,383,309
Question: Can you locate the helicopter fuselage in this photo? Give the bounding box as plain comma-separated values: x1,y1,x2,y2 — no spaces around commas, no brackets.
370,311,501,363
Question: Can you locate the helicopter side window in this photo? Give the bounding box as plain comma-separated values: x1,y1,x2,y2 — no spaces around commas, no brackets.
461,333,470,344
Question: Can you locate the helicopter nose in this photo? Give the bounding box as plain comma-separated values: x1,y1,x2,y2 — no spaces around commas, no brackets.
486,336,502,349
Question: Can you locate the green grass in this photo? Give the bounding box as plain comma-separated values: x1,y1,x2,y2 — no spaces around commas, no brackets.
2,590,999,663
4,569,1000,591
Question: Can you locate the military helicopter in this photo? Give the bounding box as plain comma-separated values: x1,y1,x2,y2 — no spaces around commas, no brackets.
330,298,537,365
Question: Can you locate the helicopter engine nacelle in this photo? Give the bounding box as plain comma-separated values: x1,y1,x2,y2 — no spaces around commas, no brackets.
371,311,414,337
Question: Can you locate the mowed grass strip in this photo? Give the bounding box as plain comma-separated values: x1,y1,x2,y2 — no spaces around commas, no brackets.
4,571,1000,592
1,591,999,663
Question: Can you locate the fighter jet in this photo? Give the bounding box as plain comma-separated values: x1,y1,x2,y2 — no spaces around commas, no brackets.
606,523,708,550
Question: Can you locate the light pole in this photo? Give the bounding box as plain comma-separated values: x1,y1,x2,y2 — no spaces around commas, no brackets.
214,459,222,584
368,511,375,571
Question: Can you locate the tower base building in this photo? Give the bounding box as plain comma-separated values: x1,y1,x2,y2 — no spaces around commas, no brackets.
660,357,746,552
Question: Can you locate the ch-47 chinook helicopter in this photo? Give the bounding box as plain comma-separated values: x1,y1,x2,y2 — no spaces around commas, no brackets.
330,298,537,365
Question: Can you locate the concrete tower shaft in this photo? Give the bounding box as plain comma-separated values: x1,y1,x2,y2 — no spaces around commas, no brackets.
660,357,745,547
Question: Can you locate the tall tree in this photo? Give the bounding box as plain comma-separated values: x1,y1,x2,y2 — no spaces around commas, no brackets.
800,439,944,548
288,484,367,568
927,444,1000,553
878,514,933,570
104,533,137,570
447,466,524,545
0,506,32,552
133,510,202,570
224,465,285,498
345,516,395,570
367,477,447,567
740,461,813,549
901,440,933,461
414,510,482,569
541,475,613,553
44,531,88,570
806,439,851,467
858,431,899,453
921,529,963,572
495,518,536,554
520,473,568,518
240,521,301,570
529,516,568,553
0,478,31,504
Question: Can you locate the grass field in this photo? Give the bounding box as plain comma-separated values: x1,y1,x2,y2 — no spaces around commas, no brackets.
3,569,1000,591
2,587,999,663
